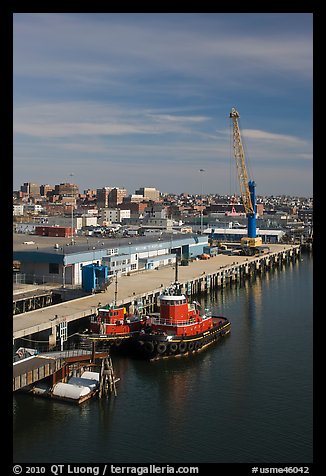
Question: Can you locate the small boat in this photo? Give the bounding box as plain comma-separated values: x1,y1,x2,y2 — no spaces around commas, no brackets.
51,371,100,404
21,370,101,404
131,285,230,360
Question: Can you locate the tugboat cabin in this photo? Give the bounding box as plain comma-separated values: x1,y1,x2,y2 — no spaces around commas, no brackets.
151,293,213,336
90,305,139,335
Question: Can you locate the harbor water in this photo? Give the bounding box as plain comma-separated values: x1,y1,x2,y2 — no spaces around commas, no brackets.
13,252,313,464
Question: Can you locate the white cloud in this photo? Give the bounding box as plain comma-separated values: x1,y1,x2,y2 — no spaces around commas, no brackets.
148,114,210,123
13,101,213,138
217,126,309,149
241,129,307,146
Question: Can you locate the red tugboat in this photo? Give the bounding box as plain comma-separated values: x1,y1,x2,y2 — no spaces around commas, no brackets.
81,303,146,350
79,273,146,350
132,260,231,360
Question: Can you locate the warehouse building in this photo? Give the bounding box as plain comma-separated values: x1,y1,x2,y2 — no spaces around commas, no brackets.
206,227,285,243
13,234,208,287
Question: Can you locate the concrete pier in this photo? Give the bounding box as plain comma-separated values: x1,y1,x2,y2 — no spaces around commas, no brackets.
13,285,54,315
13,244,301,343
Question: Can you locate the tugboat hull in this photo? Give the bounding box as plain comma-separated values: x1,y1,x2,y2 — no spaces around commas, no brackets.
131,317,231,360
79,332,135,354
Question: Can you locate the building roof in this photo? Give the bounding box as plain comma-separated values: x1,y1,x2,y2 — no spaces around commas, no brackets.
206,228,284,236
13,232,208,265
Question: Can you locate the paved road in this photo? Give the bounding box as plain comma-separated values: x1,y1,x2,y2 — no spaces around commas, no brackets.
13,244,297,339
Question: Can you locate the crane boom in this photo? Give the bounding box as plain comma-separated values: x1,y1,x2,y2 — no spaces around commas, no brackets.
229,107,262,253
229,107,254,215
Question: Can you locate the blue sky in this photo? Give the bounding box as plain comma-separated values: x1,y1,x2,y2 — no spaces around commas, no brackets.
13,13,313,197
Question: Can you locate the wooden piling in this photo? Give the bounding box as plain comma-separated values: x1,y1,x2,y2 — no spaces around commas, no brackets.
99,355,119,398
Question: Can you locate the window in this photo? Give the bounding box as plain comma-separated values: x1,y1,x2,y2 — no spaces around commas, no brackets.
49,263,59,274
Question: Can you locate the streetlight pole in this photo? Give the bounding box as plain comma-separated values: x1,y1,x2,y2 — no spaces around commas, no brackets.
69,173,74,244
199,169,205,233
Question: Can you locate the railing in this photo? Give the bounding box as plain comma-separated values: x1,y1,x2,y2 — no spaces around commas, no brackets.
13,273,63,286
150,314,212,327
13,273,82,289
13,340,89,362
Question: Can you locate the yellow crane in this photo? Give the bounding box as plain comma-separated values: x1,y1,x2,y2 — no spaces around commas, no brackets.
229,107,262,253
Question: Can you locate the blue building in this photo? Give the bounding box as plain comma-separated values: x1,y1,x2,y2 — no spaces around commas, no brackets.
81,264,109,292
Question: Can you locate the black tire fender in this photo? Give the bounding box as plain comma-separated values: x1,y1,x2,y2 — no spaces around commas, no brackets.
144,341,154,353
169,342,178,353
194,341,201,350
179,341,187,353
188,342,194,351
157,342,167,354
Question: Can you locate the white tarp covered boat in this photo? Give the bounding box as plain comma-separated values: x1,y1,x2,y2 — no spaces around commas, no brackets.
52,370,100,403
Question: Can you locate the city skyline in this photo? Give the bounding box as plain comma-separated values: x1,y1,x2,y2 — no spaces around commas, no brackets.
13,13,313,197
15,180,313,201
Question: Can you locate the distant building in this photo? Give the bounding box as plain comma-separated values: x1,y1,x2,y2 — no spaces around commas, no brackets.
121,203,173,232
13,204,24,216
40,184,54,197
123,194,145,203
60,196,77,208
15,223,36,234
119,201,148,219
43,203,67,215
206,203,245,215
298,208,313,223
84,189,97,198
20,182,40,197
144,203,167,219
96,187,112,208
142,203,173,232
108,187,128,207
54,182,79,198
256,203,264,217
35,225,74,238
46,215,97,230
206,227,285,244
101,208,130,224
24,203,44,214
135,187,160,201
